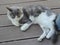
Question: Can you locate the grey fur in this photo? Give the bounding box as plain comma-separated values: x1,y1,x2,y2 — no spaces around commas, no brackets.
22,5,51,17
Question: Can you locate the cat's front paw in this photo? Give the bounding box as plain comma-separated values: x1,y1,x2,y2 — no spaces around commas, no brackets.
20,24,29,31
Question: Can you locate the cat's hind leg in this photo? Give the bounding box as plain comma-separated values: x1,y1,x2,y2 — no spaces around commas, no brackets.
37,25,50,41
37,31,46,41
46,24,55,39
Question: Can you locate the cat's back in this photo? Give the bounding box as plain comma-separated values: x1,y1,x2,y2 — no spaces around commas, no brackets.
22,5,49,17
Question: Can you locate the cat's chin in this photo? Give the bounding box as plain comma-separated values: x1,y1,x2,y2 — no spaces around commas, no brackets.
13,24,20,26
12,22,20,26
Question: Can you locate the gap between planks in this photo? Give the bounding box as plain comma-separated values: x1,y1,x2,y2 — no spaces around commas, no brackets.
0,36,39,43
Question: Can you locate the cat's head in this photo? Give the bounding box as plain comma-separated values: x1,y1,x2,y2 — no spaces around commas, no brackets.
6,6,24,26
6,6,23,20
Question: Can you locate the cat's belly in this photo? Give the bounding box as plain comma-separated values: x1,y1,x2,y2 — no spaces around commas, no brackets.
37,19,51,26
34,14,54,27
32,17,51,26
30,12,55,26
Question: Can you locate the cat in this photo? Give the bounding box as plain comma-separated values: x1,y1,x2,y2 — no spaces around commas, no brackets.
6,5,56,41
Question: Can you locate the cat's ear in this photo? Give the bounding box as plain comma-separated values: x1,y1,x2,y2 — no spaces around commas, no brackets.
17,9,20,11
6,7,12,12
40,6,50,12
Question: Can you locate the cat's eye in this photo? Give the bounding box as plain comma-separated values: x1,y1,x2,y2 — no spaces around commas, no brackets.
17,14,20,18
16,12,20,18
10,13,15,18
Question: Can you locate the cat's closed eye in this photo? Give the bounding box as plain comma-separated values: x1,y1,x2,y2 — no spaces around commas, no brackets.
10,13,15,18
16,11,21,18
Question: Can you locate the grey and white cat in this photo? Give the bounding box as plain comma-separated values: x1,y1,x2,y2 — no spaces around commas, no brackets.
6,5,56,41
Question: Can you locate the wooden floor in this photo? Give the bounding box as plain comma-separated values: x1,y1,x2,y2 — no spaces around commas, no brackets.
0,0,60,45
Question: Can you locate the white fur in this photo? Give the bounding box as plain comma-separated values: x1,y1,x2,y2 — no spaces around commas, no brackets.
20,22,32,31
21,11,56,41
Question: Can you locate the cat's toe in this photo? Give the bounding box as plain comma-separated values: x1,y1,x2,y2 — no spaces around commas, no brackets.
46,36,51,39
46,38,51,40
37,38,43,42
12,22,20,26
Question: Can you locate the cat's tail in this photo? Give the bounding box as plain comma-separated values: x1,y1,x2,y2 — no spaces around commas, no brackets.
52,16,59,44
51,31,59,44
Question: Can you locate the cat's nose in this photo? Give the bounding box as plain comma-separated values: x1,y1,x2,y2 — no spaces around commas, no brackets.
15,16,19,18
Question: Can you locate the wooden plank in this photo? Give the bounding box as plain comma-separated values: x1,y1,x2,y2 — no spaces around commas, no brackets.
0,38,60,45
0,25,42,42
1,36,60,45
0,39,56,45
0,0,45,5
0,0,60,14
0,15,12,26
52,9,60,13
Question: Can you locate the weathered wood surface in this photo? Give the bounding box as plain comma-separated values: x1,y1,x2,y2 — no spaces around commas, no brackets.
0,25,42,42
0,39,53,45
0,0,60,45
0,0,46,4
0,38,60,45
